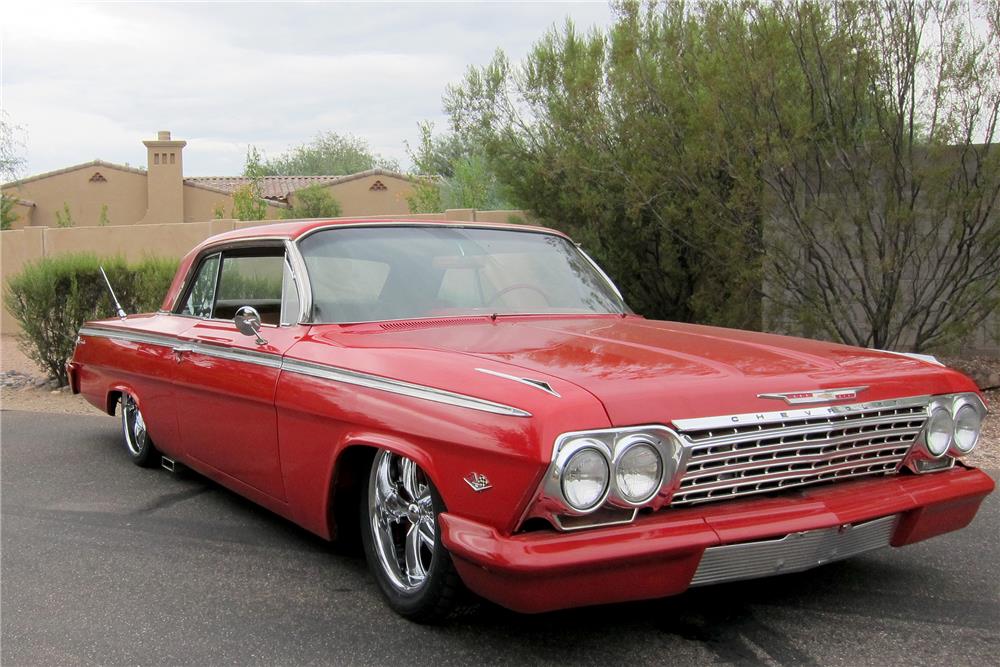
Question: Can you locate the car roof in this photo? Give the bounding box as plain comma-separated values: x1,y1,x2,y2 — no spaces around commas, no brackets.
200,217,568,246
163,218,572,314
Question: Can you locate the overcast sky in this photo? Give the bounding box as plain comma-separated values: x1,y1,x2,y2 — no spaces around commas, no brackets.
2,1,614,177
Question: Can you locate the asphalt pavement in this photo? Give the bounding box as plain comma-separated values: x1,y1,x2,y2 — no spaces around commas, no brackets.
2,410,998,666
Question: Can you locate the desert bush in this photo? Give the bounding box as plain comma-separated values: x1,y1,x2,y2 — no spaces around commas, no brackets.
4,254,178,385
282,183,342,219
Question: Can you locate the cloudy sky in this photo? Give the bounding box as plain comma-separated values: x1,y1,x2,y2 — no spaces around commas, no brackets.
2,1,614,177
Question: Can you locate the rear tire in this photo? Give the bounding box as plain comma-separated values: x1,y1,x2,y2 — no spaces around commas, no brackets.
120,393,159,467
360,449,462,623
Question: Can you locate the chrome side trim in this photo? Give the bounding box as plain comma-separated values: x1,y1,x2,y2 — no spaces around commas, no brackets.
281,358,532,417
671,395,931,431
475,368,561,397
79,326,283,370
78,326,528,416
577,247,627,309
79,326,282,369
872,348,945,366
78,326,182,350
188,342,283,369
690,515,898,587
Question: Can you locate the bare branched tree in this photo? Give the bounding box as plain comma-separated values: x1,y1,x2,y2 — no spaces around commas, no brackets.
0,111,27,182
762,0,1000,351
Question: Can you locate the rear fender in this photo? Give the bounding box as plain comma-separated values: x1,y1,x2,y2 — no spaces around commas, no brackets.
106,383,136,416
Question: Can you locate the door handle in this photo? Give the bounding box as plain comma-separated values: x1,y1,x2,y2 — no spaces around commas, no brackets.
173,345,192,362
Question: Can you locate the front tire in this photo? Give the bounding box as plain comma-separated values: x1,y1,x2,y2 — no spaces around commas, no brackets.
360,449,461,622
120,393,159,467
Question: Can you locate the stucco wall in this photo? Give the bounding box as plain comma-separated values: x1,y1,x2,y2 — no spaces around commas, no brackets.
6,201,36,229
0,209,529,334
181,183,284,222
2,165,149,227
319,174,415,217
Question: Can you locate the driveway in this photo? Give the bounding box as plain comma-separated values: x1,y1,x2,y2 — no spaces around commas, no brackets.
2,410,998,665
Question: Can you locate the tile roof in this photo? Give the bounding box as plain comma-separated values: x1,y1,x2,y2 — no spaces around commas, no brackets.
2,159,147,188
184,168,410,201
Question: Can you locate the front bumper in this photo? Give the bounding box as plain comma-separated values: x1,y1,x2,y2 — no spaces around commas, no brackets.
439,466,994,613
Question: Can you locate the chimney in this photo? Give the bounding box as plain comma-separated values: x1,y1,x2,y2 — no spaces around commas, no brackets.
139,130,186,224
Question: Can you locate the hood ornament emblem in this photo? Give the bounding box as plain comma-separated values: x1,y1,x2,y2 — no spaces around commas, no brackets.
758,386,869,405
464,472,492,492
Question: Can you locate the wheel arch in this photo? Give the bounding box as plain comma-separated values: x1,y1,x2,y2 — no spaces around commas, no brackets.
326,436,449,545
105,383,138,416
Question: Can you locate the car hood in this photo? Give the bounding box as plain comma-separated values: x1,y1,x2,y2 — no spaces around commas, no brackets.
334,316,975,426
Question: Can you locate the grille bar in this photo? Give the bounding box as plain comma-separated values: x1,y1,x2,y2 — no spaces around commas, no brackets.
682,440,916,483
686,423,923,469
690,514,898,586
671,398,927,507
685,410,926,450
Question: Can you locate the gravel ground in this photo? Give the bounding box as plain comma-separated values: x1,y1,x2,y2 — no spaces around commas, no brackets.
2,335,999,466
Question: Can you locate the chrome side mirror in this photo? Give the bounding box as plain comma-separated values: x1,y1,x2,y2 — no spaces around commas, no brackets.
234,306,268,345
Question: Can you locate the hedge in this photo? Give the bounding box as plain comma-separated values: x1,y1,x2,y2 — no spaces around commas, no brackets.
4,254,179,385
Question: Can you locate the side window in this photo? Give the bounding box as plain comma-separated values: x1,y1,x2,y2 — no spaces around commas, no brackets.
180,254,220,318
213,254,284,324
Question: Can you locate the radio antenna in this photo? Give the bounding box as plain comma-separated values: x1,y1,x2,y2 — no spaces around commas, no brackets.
99,266,127,320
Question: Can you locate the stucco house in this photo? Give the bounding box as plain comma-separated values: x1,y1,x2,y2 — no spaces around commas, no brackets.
1,131,417,228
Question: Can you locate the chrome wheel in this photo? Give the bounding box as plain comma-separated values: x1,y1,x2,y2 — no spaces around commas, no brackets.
122,394,147,456
368,450,436,592
120,392,158,467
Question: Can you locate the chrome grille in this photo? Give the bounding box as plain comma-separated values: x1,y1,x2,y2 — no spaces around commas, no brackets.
671,402,926,506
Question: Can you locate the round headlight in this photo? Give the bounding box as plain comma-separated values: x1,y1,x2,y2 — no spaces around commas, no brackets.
615,442,662,504
925,407,954,457
561,447,609,511
952,404,982,454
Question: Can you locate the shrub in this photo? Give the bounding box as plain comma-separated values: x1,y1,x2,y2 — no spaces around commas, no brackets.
4,254,178,385
1,194,19,230
282,183,342,219
55,202,74,227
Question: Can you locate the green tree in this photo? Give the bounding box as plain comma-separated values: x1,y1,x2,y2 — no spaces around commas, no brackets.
98,204,110,226
258,131,399,176
405,121,512,213
444,0,999,349
445,6,767,328
231,146,269,221
282,184,342,219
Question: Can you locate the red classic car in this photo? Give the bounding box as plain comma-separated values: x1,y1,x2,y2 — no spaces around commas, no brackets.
68,218,994,621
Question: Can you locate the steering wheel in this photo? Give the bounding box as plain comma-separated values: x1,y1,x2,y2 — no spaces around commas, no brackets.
486,283,552,306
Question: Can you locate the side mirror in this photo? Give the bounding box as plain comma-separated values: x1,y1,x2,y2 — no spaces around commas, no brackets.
234,306,268,345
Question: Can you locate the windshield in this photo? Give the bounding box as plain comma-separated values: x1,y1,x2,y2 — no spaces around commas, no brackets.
298,226,625,323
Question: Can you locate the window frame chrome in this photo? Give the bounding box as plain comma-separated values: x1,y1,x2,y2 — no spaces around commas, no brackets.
169,238,306,329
